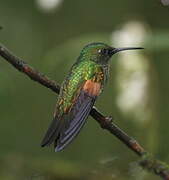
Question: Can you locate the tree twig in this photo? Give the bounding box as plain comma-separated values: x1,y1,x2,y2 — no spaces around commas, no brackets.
0,44,169,179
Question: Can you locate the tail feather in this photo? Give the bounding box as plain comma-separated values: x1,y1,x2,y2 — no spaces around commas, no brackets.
41,116,63,147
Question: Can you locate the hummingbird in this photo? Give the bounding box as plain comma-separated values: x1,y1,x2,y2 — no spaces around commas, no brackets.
41,42,143,152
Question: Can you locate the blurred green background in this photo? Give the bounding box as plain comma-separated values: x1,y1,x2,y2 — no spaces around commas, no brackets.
0,0,169,179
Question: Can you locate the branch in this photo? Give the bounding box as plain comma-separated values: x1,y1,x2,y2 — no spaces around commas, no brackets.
0,44,169,179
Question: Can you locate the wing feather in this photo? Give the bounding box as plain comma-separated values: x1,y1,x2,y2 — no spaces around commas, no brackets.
55,91,96,151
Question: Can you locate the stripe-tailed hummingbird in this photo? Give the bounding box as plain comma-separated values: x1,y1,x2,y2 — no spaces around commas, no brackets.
41,42,143,152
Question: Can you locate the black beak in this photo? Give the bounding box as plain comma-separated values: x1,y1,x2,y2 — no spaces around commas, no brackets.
111,47,144,55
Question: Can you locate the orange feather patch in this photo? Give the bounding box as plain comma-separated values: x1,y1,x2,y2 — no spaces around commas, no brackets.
83,80,101,96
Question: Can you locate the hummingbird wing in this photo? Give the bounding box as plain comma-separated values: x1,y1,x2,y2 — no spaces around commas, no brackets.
55,92,95,151
55,80,101,152
41,63,105,151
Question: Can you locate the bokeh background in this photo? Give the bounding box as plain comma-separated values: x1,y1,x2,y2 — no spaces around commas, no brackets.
0,0,169,179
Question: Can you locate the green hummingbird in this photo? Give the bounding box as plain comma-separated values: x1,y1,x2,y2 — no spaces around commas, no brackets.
41,42,143,152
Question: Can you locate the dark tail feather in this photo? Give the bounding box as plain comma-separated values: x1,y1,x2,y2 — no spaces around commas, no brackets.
41,116,63,147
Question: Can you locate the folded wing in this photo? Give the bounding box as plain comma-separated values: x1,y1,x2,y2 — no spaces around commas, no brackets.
55,89,96,151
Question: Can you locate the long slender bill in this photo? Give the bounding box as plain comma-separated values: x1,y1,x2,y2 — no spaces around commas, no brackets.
112,47,144,54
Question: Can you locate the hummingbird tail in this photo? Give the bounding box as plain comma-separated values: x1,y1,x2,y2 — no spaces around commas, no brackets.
41,116,63,147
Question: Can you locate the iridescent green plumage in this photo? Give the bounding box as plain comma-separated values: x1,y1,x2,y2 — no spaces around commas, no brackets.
41,42,143,151
56,60,106,114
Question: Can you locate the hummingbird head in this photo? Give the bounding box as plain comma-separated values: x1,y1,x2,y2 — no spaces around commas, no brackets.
79,42,143,65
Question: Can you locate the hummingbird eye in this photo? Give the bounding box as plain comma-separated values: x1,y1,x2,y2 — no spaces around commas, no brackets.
98,49,102,54
98,48,110,55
